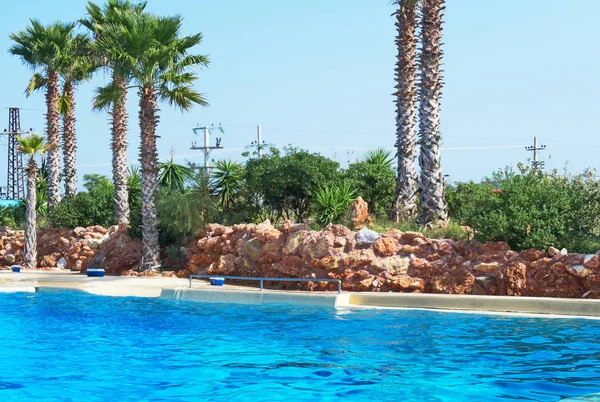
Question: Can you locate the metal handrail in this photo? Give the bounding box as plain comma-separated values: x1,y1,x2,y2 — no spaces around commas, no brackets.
189,274,342,294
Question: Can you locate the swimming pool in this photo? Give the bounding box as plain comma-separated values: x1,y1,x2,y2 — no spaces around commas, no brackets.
0,290,599,401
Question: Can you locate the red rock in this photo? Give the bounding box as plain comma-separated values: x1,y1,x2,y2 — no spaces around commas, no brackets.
390,275,425,292
473,262,502,273
496,261,528,296
342,249,376,268
373,238,397,257
300,232,334,260
320,256,340,270
325,225,351,237
277,256,304,276
346,196,372,229
255,221,282,242
520,248,545,262
281,220,309,233
213,254,236,275
584,254,600,269
398,231,426,245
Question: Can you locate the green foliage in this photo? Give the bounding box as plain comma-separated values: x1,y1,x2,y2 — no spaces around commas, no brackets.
47,174,115,228
156,174,217,246
344,161,395,219
314,181,356,226
364,147,394,168
158,159,194,193
0,206,18,228
245,146,340,222
211,159,244,211
448,164,600,252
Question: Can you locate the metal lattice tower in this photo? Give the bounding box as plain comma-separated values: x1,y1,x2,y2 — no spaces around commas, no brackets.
6,108,26,200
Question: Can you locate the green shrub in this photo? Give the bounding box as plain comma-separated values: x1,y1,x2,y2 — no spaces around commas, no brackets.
314,181,356,225
47,174,115,228
245,146,340,222
448,164,600,252
344,161,395,219
155,175,217,247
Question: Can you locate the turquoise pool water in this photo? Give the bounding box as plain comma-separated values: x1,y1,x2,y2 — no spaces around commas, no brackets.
0,290,599,401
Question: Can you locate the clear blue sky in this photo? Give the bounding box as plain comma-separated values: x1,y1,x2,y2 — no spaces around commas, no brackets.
0,0,599,189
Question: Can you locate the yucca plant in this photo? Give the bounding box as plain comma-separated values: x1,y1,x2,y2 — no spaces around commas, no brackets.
211,159,244,211
158,159,195,193
314,181,357,225
364,148,394,168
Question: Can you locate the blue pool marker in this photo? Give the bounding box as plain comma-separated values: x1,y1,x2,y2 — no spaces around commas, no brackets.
87,269,105,278
210,277,225,286
11,265,20,273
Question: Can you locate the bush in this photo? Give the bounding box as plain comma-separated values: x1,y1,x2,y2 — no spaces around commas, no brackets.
313,181,356,226
344,161,395,219
47,175,115,228
155,175,217,247
448,164,600,252
245,146,340,222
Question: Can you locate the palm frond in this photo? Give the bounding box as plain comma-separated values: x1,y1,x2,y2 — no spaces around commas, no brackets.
25,73,48,97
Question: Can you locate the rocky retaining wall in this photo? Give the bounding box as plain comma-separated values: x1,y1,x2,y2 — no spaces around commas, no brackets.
0,224,142,274
183,221,600,298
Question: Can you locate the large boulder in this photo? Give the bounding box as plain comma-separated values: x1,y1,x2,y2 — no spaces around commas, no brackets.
300,232,334,260
345,196,372,229
355,227,379,247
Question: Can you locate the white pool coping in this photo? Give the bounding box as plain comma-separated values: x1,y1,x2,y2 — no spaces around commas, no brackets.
2,270,600,318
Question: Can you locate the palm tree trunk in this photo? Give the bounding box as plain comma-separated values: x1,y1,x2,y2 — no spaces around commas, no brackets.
46,70,61,209
392,0,419,222
139,87,160,271
23,158,37,269
418,0,448,225
62,81,77,197
112,73,130,224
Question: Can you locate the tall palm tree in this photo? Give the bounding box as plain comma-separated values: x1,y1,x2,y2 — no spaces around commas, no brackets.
418,0,448,225
391,0,419,223
82,0,147,224
9,21,77,210
28,35,96,198
17,134,50,269
94,14,209,270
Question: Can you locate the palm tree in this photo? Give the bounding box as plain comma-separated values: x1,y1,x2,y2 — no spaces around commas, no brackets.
59,37,96,198
418,0,448,225
17,134,50,268
391,0,419,223
9,21,77,209
211,159,244,211
94,14,209,270
82,0,147,224
27,35,96,198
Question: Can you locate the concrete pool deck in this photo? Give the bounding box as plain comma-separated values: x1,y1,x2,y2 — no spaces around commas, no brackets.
2,270,600,318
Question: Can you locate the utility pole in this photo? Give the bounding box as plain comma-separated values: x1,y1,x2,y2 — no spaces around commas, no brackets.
525,136,546,170
257,125,263,159
245,124,272,158
1,108,27,200
190,123,224,175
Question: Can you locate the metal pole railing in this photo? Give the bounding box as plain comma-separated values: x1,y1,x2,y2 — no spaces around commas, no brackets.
189,274,342,294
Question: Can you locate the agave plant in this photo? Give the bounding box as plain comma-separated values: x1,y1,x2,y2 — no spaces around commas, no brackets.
364,148,394,168
314,181,357,225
